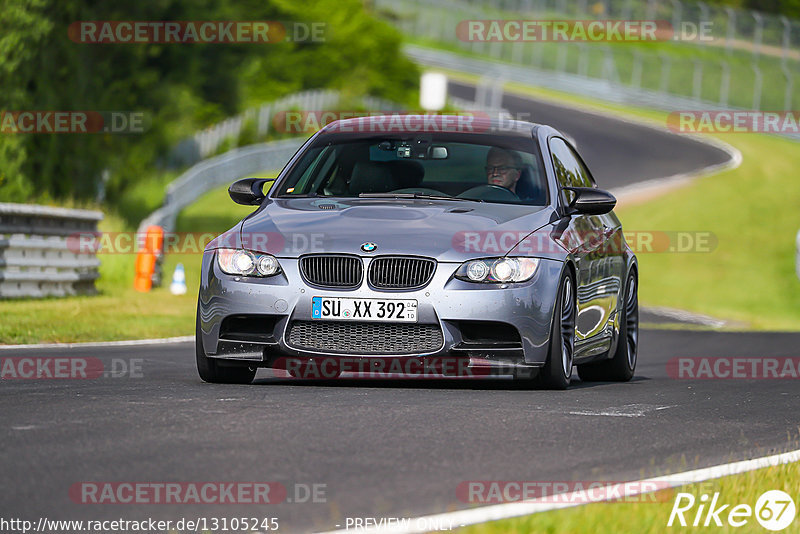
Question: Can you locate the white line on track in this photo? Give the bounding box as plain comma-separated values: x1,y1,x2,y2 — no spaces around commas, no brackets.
567,404,678,418
640,306,729,328
0,335,193,350
318,448,800,534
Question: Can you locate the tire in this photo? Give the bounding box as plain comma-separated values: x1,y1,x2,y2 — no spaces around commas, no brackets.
577,269,638,382
195,304,256,384
534,270,576,390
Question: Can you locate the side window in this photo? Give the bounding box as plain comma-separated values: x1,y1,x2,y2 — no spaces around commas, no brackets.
567,143,596,188
287,147,327,194
549,137,592,203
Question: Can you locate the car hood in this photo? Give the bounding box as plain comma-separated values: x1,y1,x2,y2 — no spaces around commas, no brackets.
214,198,557,262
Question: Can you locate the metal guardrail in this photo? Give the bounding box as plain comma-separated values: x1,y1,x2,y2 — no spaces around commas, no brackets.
138,139,305,236
168,90,401,168
168,90,340,168
0,203,103,299
381,0,800,114
406,44,800,142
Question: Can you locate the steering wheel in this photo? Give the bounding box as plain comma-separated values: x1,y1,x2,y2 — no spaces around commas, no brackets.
457,184,519,202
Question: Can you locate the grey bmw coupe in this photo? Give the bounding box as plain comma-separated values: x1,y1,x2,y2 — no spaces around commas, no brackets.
196,115,638,389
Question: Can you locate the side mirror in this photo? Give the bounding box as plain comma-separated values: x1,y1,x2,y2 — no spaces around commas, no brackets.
228,178,275,205
563,186,616,215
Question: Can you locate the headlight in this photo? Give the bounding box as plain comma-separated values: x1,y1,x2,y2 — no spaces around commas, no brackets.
456,257,540,283
217,249,282,277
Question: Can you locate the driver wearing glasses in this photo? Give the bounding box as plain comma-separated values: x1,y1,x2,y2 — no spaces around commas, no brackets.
485,147,523,193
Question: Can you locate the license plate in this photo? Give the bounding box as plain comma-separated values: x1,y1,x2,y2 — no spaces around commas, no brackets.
311,297,417,323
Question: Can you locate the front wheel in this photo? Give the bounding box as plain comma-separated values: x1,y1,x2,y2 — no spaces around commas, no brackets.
577,269,638,382
196,305,256,384
535,271,576,390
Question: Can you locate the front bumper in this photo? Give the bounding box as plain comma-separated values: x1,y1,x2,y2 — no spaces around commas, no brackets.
198,252,565,369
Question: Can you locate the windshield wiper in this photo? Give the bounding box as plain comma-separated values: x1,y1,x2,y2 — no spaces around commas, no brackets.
358,193,482,203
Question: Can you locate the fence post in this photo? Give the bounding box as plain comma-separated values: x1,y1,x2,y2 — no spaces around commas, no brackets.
631,50,643,88
621,0,633,21
751,62,763,110
692,60,703,101
521,0,532,14
578,44,588,78
475,80,488,108
781,16,794,111
725,7,736,55
752,11,763,58
781,15,792,63
670,0,683,39
602,47,618,83
578,0,588,17
258,104,270,138
698,1,709,45
645,0,656,22
556,43,568,72
720,60,730,106
659,53,672,93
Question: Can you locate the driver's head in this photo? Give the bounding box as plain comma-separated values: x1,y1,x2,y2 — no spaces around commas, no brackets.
486,147,522,192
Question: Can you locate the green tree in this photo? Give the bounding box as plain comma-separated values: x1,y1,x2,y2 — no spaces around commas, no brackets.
0,0,418,206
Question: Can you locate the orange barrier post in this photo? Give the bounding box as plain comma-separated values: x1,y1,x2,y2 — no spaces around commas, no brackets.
134,226,164,292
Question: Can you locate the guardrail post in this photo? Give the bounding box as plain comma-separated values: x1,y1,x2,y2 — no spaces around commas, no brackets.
796,229,800,281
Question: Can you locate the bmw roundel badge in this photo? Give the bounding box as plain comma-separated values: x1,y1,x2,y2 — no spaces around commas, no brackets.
361,242,377,252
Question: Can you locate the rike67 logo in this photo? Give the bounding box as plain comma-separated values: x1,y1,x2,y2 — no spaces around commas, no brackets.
668,490,796,531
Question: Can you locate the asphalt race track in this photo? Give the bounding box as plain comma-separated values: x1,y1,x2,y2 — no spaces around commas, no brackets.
2,88,797,533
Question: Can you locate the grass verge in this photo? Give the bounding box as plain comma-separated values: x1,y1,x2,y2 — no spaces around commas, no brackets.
458,458,800,534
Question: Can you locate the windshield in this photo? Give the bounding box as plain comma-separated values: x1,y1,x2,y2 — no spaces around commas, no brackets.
275,132,548,205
